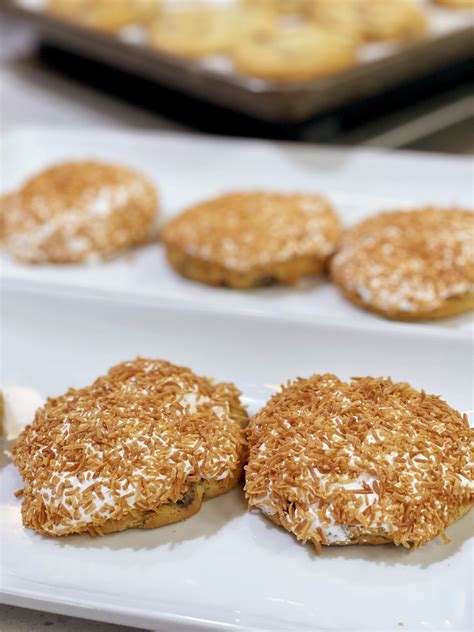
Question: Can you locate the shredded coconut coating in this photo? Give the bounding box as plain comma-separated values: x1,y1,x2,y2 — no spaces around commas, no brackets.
163,191,341,272
0,193,18,242
2,161,158,263
245,374,473,552
13,358,247,536
331,207,474,315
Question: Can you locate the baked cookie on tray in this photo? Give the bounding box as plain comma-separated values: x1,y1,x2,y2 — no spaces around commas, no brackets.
242,0,314,14
149,6,235,58
311,0,363,42
312,0,427,42
330,207,474,320
162,191,341,288
2,161,158,264
433,0,474,8
47,0,158,32
13,358,248,537
149,5,275,59
233,24,358,81
245,374,473,552
358,0,427,41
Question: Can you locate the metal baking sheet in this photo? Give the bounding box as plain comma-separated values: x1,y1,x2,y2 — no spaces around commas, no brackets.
2,0,474,121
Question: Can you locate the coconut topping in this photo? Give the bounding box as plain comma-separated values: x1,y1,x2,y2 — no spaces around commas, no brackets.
245,374,473,552
163,191,341,272
331,207,474,314
13,358,247,536
2,161,158,263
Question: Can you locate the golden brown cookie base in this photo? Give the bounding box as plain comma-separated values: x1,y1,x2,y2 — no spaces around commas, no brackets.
264,502,473,548
335,285,474,321
233,30,357,82
165,245,327,288
90,463,245,536
97,484,205,535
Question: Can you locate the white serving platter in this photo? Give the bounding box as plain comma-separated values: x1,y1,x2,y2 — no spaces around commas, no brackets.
1,286,473,631
1,128,473,333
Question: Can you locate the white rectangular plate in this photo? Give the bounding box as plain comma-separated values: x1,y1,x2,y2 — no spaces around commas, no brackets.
1,286,472,631
1,128,473,332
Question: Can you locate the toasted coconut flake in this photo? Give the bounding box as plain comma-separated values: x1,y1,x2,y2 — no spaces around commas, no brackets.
331,207,474,314
13,358,247,536
163,191,341,272
245,374,473,551
3,161,158,264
